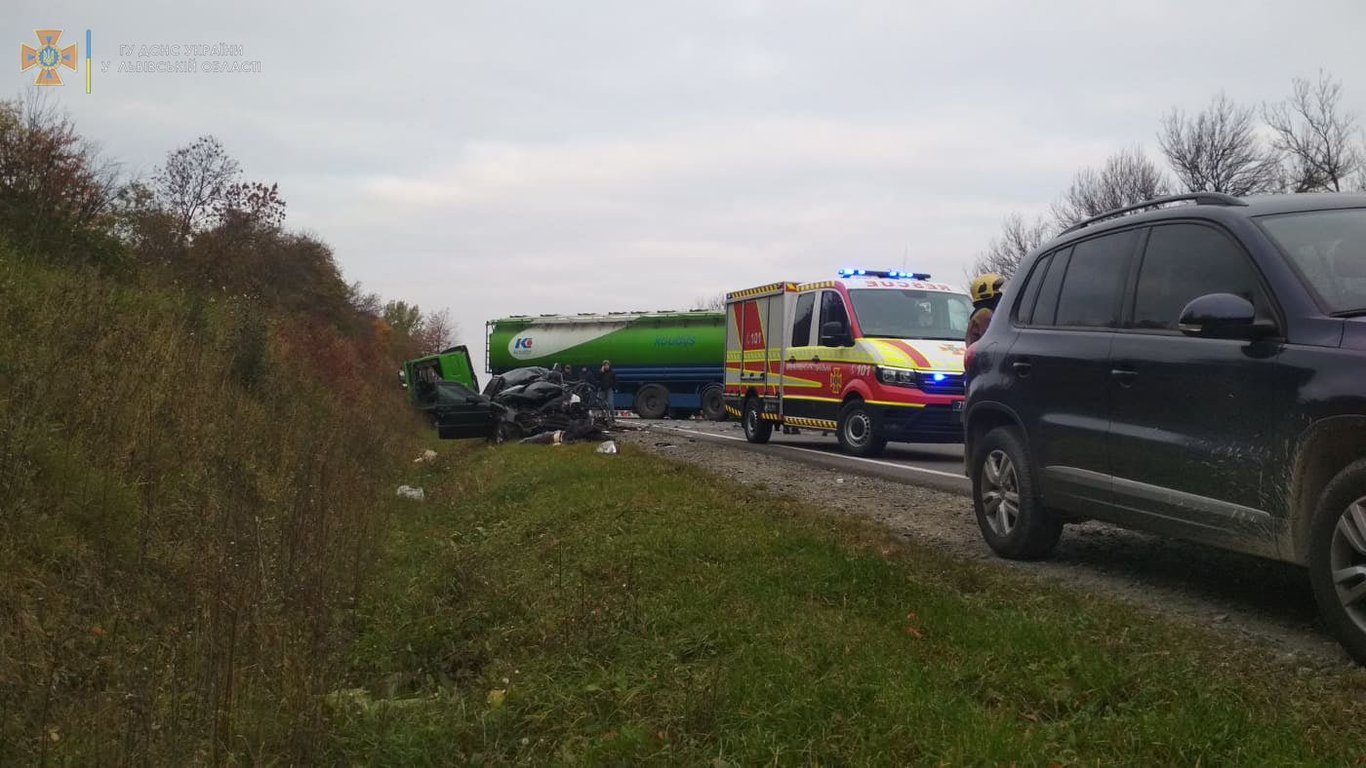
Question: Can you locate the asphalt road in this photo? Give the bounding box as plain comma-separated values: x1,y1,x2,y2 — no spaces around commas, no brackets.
643,420,971,495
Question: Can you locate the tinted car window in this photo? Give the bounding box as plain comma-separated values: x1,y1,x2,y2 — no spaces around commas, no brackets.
1054,230,1137,328
792,292,815,346
1133,223,1264,330
1031,247,1071,326
1259,207,1366,314
1014,252,1054,325
819,290,849,343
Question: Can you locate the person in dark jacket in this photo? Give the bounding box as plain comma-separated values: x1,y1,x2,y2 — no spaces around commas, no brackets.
599,360,617,412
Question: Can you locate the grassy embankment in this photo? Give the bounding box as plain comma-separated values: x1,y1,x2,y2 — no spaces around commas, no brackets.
0,251,419,764
332,439,1366,765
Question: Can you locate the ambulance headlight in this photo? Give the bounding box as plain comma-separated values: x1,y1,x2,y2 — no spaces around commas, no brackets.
875,366,918,387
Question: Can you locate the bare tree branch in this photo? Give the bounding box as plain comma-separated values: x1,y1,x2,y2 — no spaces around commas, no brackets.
1264,70,1362,193
1159,92,1283,195
1052,146,1171,228
151,136,240,243
414,308,457,355
969,212,1054,281
692,293,727,310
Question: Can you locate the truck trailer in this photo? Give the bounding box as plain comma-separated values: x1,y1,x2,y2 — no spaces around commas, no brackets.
486,311,725,419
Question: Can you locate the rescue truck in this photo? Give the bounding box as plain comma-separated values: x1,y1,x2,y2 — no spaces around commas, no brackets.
723,268,971,456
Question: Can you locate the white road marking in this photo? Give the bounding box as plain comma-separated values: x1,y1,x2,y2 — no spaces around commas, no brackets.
652,426,968,481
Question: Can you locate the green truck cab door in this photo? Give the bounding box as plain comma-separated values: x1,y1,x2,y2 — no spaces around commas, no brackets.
402,346,496,440
437,345,479,391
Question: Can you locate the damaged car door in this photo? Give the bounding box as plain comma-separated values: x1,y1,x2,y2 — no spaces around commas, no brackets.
1105,223,1293,553
404,345,497,440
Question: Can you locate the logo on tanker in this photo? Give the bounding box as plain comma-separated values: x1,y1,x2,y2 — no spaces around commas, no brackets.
510,336,535,359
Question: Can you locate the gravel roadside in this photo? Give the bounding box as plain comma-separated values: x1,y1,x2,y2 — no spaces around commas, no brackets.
617,424,1354,669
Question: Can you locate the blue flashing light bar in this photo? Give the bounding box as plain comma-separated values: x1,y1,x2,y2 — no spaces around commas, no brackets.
837,268,933,280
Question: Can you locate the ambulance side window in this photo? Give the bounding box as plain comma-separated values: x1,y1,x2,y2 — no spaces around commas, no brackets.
792,293,816,346
819,290,850,345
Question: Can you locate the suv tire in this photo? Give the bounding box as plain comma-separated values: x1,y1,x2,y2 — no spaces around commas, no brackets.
971,426,1062,560
742,396,772,444
837,399,887,457
1308,458,1366,665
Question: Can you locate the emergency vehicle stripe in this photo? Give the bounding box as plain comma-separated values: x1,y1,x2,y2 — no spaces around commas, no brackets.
785,416,838,430
725,282,797,301
881,339,932,369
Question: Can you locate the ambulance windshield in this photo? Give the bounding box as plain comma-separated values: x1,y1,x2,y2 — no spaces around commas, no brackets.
847,289,972,341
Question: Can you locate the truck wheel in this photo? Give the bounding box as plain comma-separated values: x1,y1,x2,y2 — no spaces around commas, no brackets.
742,397,772,444
970,426,1061,560
634,384,669,419
1308,458,1366,665
837,399,886,457
700,385,726,421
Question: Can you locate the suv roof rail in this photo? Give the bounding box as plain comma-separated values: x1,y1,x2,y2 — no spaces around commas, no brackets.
1061,192,1248,235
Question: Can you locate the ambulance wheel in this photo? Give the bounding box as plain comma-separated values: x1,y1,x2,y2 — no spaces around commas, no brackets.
837,399,886,457
742,397,772,444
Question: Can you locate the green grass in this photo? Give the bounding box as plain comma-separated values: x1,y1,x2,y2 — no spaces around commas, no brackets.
0,252,418,764
328,441,1366,766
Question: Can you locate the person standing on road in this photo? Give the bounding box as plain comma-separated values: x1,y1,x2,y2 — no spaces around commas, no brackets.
966,273,1005,347
599,360,617,413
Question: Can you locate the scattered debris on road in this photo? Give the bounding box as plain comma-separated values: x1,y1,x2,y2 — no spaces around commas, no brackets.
395,485,425,502
596,440,618,454
412,449,438,463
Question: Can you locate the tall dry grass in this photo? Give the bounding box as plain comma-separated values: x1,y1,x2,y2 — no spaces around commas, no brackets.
0,249,420,764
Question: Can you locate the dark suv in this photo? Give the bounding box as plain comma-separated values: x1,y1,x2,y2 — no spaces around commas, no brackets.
963,192,1366,663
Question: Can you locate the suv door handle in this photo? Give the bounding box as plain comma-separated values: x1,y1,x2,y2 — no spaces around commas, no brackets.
1011,360,1032,377
1110,368,1138,387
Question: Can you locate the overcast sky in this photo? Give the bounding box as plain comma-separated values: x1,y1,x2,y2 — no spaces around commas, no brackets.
11,1,1366,370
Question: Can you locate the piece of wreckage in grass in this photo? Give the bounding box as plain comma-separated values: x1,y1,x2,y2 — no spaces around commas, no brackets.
401,346,612,443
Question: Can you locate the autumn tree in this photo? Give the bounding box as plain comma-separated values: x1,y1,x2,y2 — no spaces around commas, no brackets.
0,93,120,262
152,135,240,242
383,300,424,337
1159,93,1282,196
413,308,456,355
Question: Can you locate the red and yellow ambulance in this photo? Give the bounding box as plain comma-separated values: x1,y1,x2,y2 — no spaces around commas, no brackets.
723,269,971,456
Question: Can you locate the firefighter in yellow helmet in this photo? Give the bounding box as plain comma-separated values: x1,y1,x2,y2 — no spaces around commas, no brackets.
966,273,1005,346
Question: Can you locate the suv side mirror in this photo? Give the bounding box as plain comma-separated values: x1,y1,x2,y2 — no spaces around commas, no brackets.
820,320,853,347
1177,293,1271,339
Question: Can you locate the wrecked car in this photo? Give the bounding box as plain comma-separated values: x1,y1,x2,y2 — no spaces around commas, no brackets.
403,347,611,443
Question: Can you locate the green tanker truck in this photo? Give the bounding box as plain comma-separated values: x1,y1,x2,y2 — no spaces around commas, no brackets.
486,311,726,419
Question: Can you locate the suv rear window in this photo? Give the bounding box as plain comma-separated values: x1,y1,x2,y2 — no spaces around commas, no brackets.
1031,248,1071,325
1014,251,1053,325
1054,229,1137,328
1132,223,1266,330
